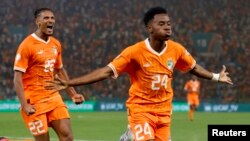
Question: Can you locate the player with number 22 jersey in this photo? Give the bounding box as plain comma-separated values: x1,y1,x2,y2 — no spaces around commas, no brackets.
14,33,67,134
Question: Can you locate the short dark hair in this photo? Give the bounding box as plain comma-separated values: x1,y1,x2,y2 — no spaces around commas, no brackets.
34,8,53,19
143,7,167,27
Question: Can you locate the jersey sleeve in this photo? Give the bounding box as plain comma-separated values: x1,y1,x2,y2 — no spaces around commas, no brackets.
13,43,30,72
54,40,63,69
108,47,132,79
175,44,196,73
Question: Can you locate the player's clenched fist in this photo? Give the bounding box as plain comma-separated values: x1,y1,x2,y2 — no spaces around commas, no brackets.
72,94,85,105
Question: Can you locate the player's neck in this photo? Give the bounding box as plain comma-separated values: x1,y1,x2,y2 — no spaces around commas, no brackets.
148,38,166,53
34,30,49,42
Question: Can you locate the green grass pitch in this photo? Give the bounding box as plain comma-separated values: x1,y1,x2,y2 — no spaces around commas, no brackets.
0,112,249,141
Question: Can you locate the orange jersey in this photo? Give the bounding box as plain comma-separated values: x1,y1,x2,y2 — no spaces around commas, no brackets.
14,33,63,105
108,39,196,115
184,79,201,95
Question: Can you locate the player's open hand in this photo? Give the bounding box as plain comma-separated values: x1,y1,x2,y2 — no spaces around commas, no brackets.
219,65,233,85
45,76,69,91
72,94,85,105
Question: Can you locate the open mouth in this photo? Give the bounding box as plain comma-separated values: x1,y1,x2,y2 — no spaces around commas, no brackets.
47,25,53,29
46,25,54,33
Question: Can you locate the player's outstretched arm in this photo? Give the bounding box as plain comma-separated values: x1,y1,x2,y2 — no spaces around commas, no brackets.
55,68,85,104
190,64,233,85
45,66,113,91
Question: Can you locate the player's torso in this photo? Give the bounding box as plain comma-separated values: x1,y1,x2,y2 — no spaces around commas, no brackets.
26,40,59,78
122,39,195,114
186,80,200,94
127,40,181,108
19,35,61,103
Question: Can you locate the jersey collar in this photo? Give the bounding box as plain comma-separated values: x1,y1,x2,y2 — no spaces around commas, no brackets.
145,38,168,56
31,33,51,44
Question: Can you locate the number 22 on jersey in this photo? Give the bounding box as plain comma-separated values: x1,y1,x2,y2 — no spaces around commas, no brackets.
44,59,56,72
28,120,45,135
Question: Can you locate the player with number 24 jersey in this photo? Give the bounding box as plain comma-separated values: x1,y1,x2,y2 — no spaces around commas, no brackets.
109,38,195,115
108,38,195,140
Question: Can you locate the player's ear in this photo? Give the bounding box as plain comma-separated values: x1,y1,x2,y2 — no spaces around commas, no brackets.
146,21,153,33
147,25,153,34
35,19,41,28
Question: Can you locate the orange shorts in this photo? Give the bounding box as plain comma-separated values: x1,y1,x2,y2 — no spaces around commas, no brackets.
21,102,69,136
128,112,171,141
187,93,199,106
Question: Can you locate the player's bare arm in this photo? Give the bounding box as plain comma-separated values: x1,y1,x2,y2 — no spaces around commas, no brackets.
190,64,233,85
46,66,113,91
54,68,85,104
13,71,36,115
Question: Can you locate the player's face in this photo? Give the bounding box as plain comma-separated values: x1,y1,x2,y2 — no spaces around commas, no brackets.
148,14,172,41
36,10,55,36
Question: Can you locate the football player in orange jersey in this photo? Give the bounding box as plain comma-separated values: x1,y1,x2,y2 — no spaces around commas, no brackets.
45,7,233,141
184,75,201,121
13,8,85,141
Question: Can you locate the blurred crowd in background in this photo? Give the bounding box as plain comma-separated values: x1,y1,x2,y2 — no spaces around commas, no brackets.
0,0,249,103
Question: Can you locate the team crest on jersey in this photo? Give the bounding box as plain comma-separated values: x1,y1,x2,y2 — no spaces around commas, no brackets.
52,46,58,55
166,58,174,70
